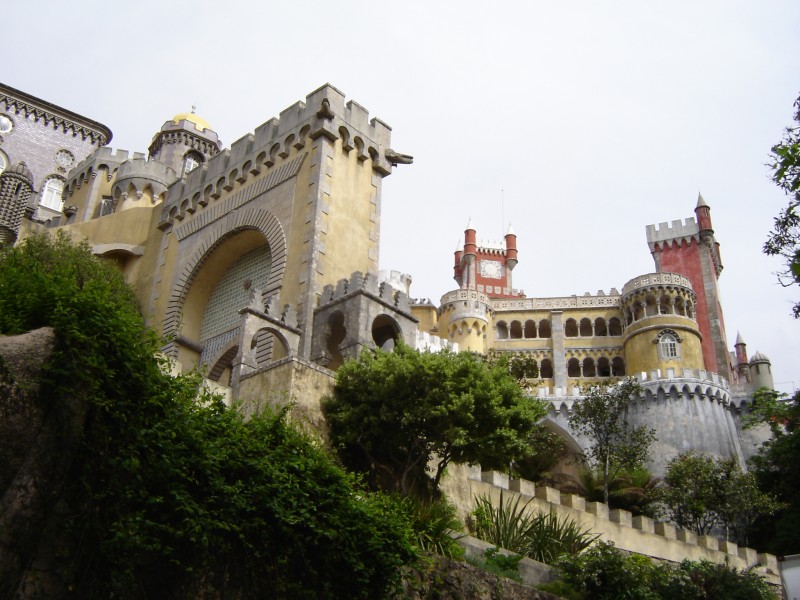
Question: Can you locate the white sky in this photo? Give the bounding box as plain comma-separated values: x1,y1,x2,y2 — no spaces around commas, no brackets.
6,0,800,394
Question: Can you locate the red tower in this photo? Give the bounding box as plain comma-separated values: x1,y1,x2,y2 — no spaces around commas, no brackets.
453,222,523,299
646,194,731,379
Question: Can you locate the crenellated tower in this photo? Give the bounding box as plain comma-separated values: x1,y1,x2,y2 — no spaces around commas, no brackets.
646,194,731,380
148,111,222,178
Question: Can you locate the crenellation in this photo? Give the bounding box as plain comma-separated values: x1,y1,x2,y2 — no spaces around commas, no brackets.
229,133,255,165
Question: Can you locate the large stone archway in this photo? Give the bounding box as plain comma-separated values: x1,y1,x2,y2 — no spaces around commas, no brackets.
162,207,287,358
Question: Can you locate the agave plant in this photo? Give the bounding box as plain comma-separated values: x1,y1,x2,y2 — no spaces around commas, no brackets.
471,491,598,563
471,491,539,555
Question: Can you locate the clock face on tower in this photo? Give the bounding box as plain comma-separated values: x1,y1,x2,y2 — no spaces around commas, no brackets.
479,260,503,279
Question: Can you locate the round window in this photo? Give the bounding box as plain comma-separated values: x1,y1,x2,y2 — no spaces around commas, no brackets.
0,115,13,133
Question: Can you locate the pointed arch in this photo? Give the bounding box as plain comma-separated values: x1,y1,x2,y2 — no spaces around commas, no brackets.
162,207,287,357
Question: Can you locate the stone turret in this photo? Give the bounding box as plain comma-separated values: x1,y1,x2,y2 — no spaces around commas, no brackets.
148,110,222,178
620,272,704,376
749,351,774,390
0,162,33,245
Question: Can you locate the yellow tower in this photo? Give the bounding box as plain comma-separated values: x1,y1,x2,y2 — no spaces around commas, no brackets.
620,272,705,375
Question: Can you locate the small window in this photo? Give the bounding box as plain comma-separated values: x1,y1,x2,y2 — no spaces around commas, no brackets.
99,197,115,217
183,151,203,176
0,115,13,133
184,155,199,173
40,178,65,211
656,329,682,360
660,335,678,358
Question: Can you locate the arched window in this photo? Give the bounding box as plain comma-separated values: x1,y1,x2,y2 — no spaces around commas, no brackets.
657,330,681,360
579,318,592,337
524,320,537,338
608,317,622,336
594,318,607,336
540,358,553,379
659,294,672,315
510,320,523,339
40,178,65,211
538,319,551,338
496,321,509,340
611,357,625,376
183,151,203,176
567,358,581,377
564,318,578,337
583,357,596,377
597,357,611,377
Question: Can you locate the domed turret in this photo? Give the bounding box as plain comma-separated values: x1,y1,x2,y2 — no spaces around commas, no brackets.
148,107,221,177
749,351,774,390
171,111,212,132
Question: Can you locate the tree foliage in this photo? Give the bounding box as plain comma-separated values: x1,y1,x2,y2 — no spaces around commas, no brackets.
661,451,781,543
745,388,800,554
765,93,800,316
0,234,418,599
547,541,776,600
567,378,656,504
322,344,548,497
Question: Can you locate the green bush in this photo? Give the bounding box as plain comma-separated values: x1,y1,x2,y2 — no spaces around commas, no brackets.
0,234,419,599
398,496,465,558
464,547,523,583
555,541,776,600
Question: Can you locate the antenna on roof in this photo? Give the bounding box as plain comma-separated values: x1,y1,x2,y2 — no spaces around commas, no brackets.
501,187,505,238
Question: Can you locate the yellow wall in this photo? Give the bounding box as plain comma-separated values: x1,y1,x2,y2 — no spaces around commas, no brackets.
623,316,704,375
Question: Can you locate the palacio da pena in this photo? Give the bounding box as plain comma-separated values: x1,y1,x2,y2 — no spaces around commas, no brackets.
0,81,776,477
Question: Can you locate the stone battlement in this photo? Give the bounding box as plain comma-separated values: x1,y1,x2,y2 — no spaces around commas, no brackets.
646,217,700,249
66,147,145,196
319,271,411,315
621,272,693,296
415,331,459,353
536,368,731,407
492,290,622,312
159,84,395,228
454,468,779,586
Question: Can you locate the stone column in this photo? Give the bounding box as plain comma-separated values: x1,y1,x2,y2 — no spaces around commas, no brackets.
551,311,567,391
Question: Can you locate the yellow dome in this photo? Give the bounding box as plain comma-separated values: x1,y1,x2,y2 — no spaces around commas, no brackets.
172,111,212,132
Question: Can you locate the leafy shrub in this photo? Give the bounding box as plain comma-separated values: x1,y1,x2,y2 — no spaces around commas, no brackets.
398,496,465,558
471,491,597,563
555,541,776,600
0,234,419,599
464,547,523,583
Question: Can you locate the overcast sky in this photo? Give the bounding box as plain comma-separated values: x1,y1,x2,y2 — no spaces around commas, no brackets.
6,0,800,393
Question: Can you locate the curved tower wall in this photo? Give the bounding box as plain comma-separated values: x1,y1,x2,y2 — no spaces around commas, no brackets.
621,272,704,375
438,289,492,354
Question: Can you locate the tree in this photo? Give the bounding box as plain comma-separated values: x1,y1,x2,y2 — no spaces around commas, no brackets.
745,388,800,554
765,93,800,316
567,378,656,504
0,234,419,599
661,451,781,542
322,344,548,497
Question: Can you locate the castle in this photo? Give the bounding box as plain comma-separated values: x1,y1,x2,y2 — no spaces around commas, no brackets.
0,81,772,474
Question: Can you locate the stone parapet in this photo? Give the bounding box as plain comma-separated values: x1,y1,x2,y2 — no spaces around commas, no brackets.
445,469,780,587
645,217,700,250
621,272,693,296
492,290,621,312
158,84,396,229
